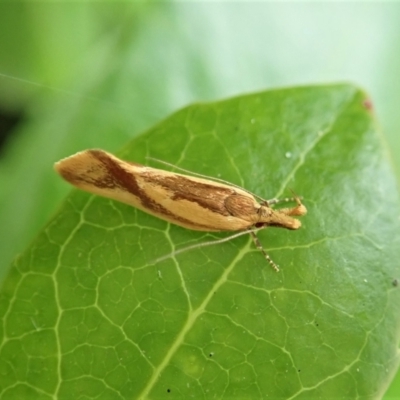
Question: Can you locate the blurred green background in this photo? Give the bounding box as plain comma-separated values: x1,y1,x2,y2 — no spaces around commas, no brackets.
0,2,399,398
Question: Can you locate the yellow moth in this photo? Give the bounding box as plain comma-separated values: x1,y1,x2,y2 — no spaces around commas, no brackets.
54,149,307,271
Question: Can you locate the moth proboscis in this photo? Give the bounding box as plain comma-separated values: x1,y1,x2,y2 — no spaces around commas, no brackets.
54,149,307,271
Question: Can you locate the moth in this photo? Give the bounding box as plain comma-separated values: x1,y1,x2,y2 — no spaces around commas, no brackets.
54,149,307,271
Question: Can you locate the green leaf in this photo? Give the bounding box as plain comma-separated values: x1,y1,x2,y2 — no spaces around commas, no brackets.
1,84,399,399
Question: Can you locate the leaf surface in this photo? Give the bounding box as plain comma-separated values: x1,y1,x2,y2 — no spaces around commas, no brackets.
1,85,399,399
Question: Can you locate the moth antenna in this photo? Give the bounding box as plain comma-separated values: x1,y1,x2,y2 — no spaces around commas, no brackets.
147,156,267,203
248,228,280,272
151,227,267,265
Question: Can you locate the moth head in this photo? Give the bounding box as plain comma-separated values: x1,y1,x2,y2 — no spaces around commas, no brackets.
257,198,307,230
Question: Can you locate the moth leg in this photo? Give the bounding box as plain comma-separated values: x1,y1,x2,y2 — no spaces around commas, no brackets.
262,195,303,207
152,228,266,265
248,228,279,272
